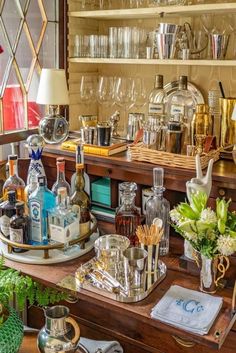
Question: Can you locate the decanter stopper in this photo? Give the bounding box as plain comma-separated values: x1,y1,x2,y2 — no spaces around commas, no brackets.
153,167,164,189
26,134,46,184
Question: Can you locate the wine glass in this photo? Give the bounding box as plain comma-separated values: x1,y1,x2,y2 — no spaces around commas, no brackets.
130,77,147,110
79,75,97,105
114,77,134,133
97,76,116,107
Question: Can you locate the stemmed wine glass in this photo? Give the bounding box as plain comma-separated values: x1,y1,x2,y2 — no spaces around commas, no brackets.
114,77,134,134
79,75,97,105
130,77,147,110
97,76,116,107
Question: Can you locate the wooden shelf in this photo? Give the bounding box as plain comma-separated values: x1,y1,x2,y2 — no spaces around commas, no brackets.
69,3,236,20
69,57,236,67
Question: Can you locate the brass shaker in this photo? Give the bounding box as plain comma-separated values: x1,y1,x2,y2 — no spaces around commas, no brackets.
219,98,236,147
191,104,213,146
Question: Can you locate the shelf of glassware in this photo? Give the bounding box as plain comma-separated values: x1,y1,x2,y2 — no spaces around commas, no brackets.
69,57,236,67
69,3,236,20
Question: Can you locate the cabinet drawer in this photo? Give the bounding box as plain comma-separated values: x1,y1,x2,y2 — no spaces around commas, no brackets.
64,299,236,353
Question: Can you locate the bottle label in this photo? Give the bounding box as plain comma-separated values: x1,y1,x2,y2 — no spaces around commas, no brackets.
30,200,42,242
148,103,164,114
0,215,10,237
9,228,23,243
171,104,184,116
49,219,80,243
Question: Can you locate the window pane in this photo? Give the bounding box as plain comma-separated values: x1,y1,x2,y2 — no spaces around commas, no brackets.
15,28,34,84
0,0,59,134
28,68,43,128
26,0,44,49
42,0,57,21
38,23,58,68
0,27,9,93
2,1,22,49
3,66,24,131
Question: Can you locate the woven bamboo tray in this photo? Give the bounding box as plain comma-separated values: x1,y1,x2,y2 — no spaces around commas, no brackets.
129,143,220,170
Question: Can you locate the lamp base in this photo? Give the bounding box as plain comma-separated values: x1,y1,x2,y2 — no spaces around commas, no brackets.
39,114,69,144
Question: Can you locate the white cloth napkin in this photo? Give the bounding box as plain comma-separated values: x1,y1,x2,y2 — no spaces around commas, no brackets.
79,337,123,353
151,285,223,335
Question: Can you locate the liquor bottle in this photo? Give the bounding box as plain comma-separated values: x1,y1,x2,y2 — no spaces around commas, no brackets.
166,75,195,121
70,145,91,237
2,155,25,201
29,176,56,244
145,168,170,256
52,157,71,196
48,187,80,244
148,75,166,115
0,190,17,238
166,76,195,153
26,134,46,185
24,171,38,203
115,182,141,246
71,147,90,196
9,201,30,246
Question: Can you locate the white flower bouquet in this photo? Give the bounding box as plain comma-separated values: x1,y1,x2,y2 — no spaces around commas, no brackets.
170,192,236,259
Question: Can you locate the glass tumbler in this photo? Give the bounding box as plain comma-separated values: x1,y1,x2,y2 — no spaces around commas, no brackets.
109,27,118,58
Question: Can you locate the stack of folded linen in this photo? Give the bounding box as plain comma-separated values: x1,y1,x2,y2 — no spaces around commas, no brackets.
151,285,223,335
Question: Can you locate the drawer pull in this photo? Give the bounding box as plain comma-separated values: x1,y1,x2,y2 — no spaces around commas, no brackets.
106,168,112,175
172,335,196,348
65,295,79,304
218,188,226,196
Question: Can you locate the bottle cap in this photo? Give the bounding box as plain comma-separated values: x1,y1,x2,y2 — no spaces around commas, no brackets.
179,76,188,90
8,155,17,161
38,176,46,186
15,202,24,210
155,75,163,89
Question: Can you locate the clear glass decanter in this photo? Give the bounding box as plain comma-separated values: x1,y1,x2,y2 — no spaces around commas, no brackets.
115,182,141,246
26,134,46,185
145,168,170,256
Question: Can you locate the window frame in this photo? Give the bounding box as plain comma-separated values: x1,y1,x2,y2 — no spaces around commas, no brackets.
0,0,67,146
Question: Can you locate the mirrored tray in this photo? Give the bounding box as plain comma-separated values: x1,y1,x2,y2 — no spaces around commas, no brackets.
58,258,167,303
158,80,205,105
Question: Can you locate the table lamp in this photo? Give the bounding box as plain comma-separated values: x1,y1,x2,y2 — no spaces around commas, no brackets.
36,68,69,144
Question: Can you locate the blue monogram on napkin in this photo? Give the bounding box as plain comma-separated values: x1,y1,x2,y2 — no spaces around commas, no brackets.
151,285,223,335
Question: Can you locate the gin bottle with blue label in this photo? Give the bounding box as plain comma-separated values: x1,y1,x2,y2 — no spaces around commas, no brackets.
29,176,56,244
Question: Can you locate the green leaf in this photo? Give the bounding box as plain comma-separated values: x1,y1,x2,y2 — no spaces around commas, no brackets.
178,203,199,220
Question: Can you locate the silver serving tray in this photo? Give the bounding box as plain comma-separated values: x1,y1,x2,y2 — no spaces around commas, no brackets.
76,258,167,303
158,80,205,106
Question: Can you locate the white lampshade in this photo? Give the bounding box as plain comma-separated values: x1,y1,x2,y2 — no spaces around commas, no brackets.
36,68,69,105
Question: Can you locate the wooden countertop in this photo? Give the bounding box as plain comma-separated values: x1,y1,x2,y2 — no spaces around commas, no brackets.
5,251,236,351
43,143,236,185
19,333,38,353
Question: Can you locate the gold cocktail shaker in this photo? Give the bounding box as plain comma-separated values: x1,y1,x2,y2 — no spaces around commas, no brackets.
219,98,236,147
191,104,213,146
